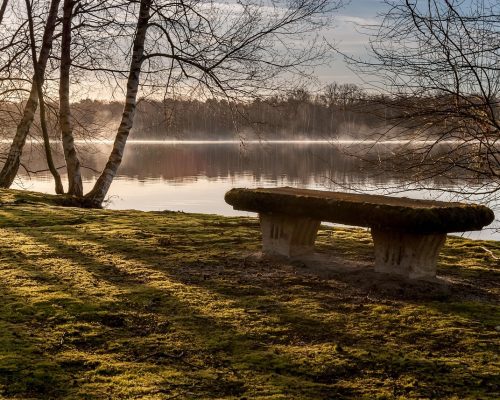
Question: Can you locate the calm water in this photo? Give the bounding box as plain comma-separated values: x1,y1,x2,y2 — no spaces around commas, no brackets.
11,141,499,240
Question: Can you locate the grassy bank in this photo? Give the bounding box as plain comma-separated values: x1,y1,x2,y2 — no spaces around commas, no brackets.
0,189,498,399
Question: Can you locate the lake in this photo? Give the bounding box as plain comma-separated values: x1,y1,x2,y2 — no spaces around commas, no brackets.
11,140,499,240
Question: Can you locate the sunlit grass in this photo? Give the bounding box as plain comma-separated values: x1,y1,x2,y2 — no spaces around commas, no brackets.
0,189,498,399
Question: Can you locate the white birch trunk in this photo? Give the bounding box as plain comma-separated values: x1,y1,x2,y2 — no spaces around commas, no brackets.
60,0,83,196
0,0,61,188
84,0,151,207
25,0,64,194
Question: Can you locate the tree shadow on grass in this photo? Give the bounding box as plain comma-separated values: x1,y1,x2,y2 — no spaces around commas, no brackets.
0,266,116,399
33,224,500,396
14,227,350,397
1,208,498,398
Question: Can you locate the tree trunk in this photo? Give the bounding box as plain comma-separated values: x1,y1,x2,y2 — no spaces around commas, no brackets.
84,0,151,207
0,0,9,25
25,0,64,194
60,0,83,196
0,0,61,188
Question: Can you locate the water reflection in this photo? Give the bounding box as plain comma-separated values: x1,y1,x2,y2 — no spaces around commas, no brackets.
13,141,498,240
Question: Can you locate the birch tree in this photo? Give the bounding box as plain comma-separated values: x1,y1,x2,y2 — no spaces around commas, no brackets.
59,0,83,196
25,0,64,194
84,0,338,206
83,0,152,206
0,0,338,204
0,0,61,188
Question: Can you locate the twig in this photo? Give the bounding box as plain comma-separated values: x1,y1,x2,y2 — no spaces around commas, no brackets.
481,246,500,260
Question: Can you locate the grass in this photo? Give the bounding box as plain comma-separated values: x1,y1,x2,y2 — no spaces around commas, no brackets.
0,188,498,399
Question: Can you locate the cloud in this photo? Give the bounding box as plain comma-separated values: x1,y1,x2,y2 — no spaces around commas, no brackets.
336,14,379,26
326,14,377,49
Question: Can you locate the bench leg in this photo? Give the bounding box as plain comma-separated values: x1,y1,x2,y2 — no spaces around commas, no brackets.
371,228,446,279
259,213,321,258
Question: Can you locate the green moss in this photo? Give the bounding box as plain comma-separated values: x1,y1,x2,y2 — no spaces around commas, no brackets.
0,188,498,399
225,187,495,233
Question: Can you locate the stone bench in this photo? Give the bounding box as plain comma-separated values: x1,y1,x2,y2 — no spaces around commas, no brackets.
224,187,495,279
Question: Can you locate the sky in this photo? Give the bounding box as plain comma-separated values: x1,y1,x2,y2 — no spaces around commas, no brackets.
316,0,386,85
78,0,389,99
4,0,490,98
0,0,387,99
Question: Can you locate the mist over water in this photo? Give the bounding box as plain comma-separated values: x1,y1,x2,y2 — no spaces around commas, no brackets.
12,141,499,240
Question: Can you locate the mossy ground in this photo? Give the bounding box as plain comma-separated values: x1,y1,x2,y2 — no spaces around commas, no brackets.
0,189,498,399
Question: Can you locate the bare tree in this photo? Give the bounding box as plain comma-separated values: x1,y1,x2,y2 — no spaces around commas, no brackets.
349,0,500,196
83,0,152,206
25,0,64,194
0,0,61,188
83,0,338,206
59,0,83,196
0,0,127,191
0,0,338,204
320,82,364,133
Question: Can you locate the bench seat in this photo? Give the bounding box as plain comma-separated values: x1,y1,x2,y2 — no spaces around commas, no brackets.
224,187,495,279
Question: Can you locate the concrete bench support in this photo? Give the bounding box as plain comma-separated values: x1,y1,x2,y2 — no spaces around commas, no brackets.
260,213,321,258
371,228,446,279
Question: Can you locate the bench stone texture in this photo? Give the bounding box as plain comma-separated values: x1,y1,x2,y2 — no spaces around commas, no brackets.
225,187,494,279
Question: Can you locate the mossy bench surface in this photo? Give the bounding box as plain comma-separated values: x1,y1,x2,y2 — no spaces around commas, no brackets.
225,187,494,234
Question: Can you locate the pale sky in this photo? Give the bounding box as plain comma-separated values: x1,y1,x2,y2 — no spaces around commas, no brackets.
74,0,388,99
1,0,387,99
316,0,386,85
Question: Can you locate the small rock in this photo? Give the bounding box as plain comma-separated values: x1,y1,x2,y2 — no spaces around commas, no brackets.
495,325,500,332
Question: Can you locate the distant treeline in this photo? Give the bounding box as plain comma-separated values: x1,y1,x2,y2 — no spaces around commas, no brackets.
131,84,383,139
1,83,382,140
3,83,480,141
